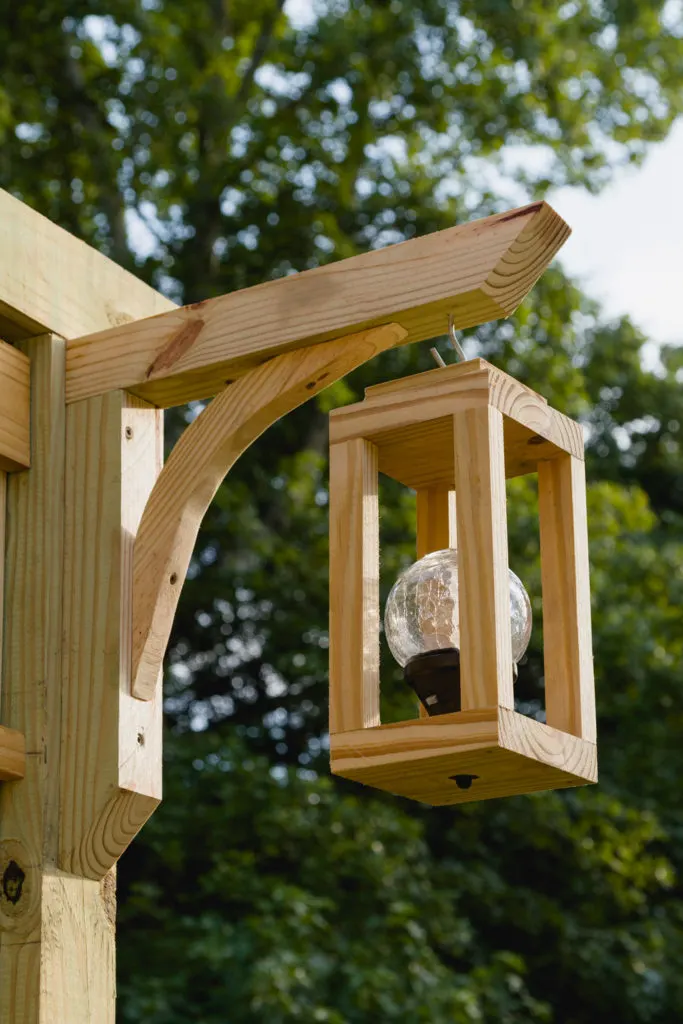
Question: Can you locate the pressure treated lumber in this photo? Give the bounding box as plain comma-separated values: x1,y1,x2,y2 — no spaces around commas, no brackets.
66,201,570,407
0,725,24,782
538,454,596,742
0,340,30,472
0,335,116,1024
330,707,596,805
62,391,163,875
329,438,380,734
132,324,406,700
0,188,174,343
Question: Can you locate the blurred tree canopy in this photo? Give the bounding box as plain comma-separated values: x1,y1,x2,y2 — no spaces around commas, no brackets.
2,0,683,1020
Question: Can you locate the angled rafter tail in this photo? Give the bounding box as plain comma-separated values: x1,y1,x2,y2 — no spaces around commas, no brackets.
65,201,569,408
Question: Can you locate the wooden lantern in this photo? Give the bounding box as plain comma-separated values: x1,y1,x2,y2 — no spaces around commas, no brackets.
328,358,597,805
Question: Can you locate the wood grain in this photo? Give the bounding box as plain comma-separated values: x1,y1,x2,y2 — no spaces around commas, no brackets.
65,202,570,407
415,489,457,718
0,340,30,472
331,359,582,488
0,335,116,1024
329,439,380,733
132,324,405,700
0,470,4,702
453,405,514,711
538,455,596,742
0,725,24,782
0,188,174,344
61,392,163,877
331,706,596,806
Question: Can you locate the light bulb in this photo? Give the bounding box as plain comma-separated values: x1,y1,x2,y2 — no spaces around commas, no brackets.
384,548,532,715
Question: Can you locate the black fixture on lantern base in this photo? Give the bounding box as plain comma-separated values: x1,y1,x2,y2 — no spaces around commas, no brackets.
404,648,461,716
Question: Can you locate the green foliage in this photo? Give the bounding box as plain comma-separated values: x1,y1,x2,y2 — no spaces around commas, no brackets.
2,1,683,1020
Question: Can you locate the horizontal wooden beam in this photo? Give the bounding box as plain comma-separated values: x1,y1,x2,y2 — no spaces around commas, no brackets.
0,340,30,471
0,188,175,343
0,724,25,782
66,201,569,408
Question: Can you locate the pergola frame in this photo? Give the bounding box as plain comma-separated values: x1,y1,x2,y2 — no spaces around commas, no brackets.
0,187,569,1022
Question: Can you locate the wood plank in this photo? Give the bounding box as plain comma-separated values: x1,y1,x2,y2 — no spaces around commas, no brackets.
329,438,380,733
61,391,163,878
0,335,115,1024
416,489,456,557
65,201,570,407
538,455,596,742
452,405,514,710
331,707,595,805
0,341,30,472
0,335,66,1024
0,726,24,782
415,489,457,718
0,188,175,344
132,324,405,700
0,470,4,701
329,359,582,488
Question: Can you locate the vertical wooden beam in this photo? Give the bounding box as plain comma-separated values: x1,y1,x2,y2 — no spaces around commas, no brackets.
60,392,162,879
0,336,115,1024
415,489,457,716
416,489,457,558
538,454,596,741
0,469,5,699
329,439,380,733
453,405,514,710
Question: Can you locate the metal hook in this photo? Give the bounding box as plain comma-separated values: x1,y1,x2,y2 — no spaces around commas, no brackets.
448,314,467,362
430,313,467,368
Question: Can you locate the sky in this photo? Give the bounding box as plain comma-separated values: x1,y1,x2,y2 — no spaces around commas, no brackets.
549,117,683,347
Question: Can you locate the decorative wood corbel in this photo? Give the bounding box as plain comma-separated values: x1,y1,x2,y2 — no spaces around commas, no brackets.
130,323,407,700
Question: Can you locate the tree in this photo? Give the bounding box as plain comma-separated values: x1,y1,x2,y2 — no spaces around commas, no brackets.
2,1,683,1020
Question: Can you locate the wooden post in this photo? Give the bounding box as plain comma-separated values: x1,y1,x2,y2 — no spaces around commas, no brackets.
415,489,457,717
329,438,380,734
538,454,596,741
453,405,514,711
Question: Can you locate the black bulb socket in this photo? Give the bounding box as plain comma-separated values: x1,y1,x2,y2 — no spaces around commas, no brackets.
404,648,461,717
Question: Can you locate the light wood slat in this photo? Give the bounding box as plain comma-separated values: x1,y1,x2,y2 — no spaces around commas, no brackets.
416,489,457,557
0,188,174,344
61,392,163,877
538,455,596,742
65,201,570,407
0,341,30,472
331,708,596,805
0,725,24,782
132,324,405,700
415,489,457,719
452,405,514,710
329,439,380,733
0,470,4,702
0,335,115,1024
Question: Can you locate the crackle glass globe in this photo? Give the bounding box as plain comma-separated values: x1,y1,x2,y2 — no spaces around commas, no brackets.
384,548,532,668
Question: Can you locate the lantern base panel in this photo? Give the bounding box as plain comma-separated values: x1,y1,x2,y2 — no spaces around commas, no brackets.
330,706,597,806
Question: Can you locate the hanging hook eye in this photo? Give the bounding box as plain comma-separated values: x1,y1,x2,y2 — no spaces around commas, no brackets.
448,313,467,362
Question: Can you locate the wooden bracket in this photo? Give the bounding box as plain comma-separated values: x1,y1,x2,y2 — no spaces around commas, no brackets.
131,323,408,700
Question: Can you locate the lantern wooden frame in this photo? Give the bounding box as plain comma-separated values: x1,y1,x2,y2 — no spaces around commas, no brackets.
328,358,597,805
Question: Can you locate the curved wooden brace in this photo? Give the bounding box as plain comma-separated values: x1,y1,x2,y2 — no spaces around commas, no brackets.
131,322,407,699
